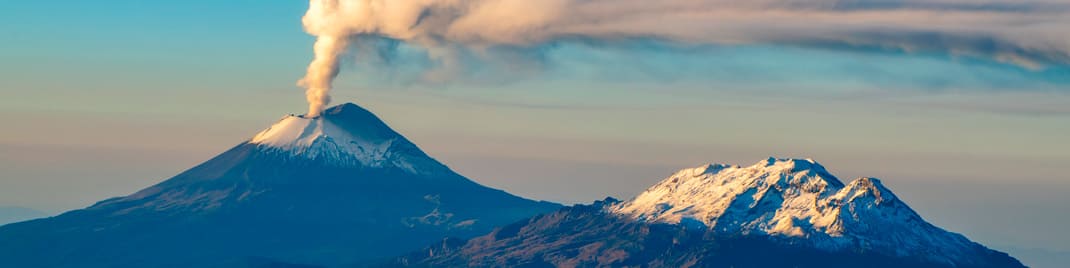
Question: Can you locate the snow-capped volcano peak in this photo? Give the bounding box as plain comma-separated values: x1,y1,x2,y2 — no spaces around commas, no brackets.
614,158,845,230
250,116,340,149
248,103,442,173
755,157,830,174
611,157,993,266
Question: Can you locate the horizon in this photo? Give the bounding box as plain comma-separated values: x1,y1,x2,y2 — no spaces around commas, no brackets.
2,1,1068,267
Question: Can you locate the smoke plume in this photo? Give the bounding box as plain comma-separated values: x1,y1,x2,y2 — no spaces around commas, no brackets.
298,35,347,118
298,0,1070,115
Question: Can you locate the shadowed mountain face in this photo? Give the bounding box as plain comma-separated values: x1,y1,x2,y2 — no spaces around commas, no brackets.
388,160,1024,268
0,103,559,267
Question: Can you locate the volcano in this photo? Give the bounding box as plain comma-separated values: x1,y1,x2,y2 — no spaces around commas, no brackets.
0,103,559,267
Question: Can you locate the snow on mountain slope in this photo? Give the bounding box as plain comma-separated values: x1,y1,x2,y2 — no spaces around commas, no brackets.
611,158,992,266
250,103,444,174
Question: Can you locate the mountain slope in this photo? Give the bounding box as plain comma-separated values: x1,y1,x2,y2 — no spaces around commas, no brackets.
389,158,1023,268
0,103,559,267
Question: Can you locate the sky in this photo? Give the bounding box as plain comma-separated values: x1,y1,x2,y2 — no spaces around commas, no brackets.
1,1,1069,266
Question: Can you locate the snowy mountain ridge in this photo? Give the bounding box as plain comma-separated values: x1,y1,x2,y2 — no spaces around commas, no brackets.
611,157,989,266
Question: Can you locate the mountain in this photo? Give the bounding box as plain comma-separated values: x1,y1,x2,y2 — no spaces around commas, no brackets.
0,206,50,226
389,158,1024,268
0,103,559,267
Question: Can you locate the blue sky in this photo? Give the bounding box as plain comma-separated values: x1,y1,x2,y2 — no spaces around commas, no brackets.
2,1,1069,266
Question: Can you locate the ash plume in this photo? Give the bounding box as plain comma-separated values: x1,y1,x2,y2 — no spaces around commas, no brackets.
297,0,1070,114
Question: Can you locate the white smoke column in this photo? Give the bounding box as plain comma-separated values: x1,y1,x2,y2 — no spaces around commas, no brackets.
299,35,347,118
298,0,353,118
297,0,1070,105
